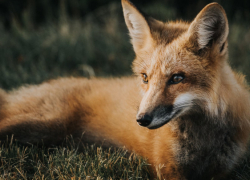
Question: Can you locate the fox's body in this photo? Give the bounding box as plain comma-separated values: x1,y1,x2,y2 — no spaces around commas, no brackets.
0,78,141,148
0,1,250,179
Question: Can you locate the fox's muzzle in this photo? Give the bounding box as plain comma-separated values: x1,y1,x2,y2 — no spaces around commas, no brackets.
137,105,175,129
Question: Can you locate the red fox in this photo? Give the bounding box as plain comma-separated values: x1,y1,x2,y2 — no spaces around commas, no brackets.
0,0,250,179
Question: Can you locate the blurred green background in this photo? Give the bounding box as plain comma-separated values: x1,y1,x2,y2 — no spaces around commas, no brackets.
0,0,249,90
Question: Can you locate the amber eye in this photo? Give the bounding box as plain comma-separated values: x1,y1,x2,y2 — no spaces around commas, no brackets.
142,73,148,84
169,74,184,84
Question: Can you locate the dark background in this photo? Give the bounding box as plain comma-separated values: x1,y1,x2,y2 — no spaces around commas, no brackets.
0,0,249,89
0,0,249,29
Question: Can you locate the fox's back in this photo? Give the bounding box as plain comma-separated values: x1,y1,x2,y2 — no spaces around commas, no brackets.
0,77,138,145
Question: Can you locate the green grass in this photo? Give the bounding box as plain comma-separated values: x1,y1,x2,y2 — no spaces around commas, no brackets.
0,137,151,179
0,1,250,179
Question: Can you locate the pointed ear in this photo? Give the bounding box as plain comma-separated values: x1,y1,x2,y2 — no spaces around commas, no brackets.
121,0,153,53
188,3,229,55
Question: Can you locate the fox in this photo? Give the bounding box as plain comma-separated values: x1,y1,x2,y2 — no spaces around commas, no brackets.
0,0,250,179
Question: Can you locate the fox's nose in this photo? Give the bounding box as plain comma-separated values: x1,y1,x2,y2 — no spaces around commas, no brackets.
136,114,152,127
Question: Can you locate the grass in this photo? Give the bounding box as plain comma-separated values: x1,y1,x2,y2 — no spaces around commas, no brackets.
0,136,151,179
0,1,250,179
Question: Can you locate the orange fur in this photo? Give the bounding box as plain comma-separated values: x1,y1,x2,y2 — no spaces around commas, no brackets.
0,1,250,179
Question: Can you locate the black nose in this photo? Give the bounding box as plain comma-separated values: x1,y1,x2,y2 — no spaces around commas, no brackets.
137,114,152,127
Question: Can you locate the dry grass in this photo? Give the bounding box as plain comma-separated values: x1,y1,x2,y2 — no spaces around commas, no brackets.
0,136,151,180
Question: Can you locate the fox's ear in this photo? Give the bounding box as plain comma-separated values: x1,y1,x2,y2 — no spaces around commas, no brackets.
121,0,153,53
188,3,229,55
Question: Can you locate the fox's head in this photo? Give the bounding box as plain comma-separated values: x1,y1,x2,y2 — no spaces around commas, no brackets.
122,0,230,129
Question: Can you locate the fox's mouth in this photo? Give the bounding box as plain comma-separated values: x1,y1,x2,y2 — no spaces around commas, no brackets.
136,93,195,129
137,104,192,129
146,109,182,129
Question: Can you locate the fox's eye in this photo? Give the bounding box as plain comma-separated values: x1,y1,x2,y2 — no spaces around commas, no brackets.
142,73,148,84
169,74,184,84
